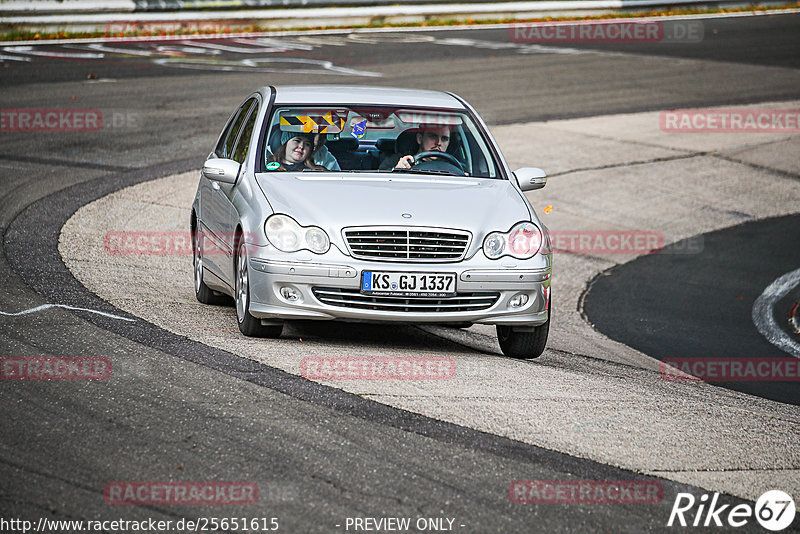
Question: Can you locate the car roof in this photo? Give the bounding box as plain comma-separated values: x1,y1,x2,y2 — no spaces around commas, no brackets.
269,85,466,109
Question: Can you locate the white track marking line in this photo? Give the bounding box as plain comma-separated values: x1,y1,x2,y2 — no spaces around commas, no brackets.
152,56,383,76
231,37,314,50
180,39,310,53
0,54,32,62
2,45,104,58
66,43,156,56
0,304,135,322
752,267,800,358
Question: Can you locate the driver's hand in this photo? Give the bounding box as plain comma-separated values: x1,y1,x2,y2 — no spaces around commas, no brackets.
394,155,414,169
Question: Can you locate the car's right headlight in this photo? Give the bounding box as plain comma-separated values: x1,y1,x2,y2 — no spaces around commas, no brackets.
483,222,543,260
265,214,330,254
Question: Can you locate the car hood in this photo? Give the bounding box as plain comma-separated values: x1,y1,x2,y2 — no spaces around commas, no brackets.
254,173,532,237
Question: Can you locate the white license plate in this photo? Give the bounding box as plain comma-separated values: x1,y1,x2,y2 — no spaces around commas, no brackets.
361,271,457,297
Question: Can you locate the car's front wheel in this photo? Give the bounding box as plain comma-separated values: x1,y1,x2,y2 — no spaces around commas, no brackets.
497,299,550,359
235,240,283,338
193,226,227,305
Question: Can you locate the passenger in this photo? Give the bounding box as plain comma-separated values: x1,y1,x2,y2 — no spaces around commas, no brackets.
311,133,341,171
267,132,327,171
379,125,451,170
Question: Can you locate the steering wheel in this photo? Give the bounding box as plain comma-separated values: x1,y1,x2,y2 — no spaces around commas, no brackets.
412,151,465,174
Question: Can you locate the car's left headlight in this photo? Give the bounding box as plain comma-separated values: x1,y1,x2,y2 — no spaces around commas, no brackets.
265,214,330,254
483,222,543,260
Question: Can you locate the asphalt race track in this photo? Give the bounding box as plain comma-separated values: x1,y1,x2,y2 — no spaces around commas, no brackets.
1,11,799,534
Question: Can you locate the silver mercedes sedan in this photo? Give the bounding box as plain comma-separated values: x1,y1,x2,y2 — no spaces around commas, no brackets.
191,85,552,358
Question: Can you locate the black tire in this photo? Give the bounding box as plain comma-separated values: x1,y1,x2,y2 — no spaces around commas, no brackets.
235,239,283,338
497,300,550,359
193,225,228,305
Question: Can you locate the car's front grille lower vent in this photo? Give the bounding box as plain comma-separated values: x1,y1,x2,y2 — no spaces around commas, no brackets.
312,288,499,313
343,227,470,262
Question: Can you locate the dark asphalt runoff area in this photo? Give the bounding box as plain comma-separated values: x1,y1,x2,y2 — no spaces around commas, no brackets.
583,215,800,406
1,12,799,533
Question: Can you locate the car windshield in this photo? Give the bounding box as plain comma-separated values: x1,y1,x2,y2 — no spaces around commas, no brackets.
261,105,502,178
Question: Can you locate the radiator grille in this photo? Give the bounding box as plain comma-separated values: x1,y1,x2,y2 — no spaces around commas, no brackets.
312,287,499,313
344,227,470,262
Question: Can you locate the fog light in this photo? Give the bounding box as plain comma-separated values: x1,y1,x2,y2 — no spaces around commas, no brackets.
509,293,529,308
280,286,299,302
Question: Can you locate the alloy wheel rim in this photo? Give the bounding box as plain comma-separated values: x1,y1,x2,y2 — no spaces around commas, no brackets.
193,235,202,293
236,243,248,323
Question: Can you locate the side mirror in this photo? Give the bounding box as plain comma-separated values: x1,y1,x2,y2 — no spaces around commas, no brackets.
513,167,547,191
202,158,240,185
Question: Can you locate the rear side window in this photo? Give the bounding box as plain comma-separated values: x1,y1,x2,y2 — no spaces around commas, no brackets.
232,102,259,164
214,108,242,158
215,98,255,159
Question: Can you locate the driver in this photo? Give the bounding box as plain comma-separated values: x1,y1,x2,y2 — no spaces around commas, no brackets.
379,125,451,170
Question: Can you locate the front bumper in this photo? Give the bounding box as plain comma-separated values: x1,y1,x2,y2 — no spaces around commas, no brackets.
246,246,551,326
